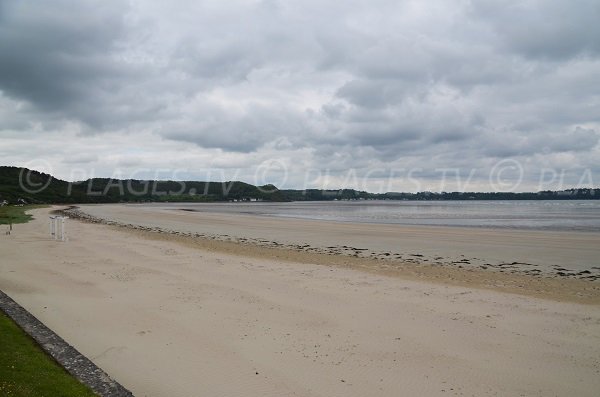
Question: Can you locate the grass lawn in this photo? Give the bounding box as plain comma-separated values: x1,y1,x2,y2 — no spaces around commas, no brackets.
0,312,96,397
0,205,46,226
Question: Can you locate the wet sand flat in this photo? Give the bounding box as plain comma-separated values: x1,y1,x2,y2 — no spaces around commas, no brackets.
78,203,600,278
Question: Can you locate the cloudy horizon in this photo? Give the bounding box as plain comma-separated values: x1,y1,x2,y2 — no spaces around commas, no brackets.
1,0,599,193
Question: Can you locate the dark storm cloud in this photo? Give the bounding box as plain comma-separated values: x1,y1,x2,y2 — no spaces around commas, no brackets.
0,1,131,116
0,1,177,130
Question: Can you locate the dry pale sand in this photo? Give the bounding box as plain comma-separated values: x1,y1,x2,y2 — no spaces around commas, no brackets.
1,207,600,397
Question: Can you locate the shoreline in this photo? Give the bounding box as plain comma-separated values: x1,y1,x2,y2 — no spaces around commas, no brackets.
62,206,600,304
72,203,600,280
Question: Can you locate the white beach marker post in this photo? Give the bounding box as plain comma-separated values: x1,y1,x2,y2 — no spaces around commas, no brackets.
60,216,68,242
49,216,68,241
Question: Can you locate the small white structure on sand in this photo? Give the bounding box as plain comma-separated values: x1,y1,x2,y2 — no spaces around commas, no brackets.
49,216,69,241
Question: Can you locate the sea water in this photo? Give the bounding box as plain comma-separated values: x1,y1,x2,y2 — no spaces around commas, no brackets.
147,200,600,232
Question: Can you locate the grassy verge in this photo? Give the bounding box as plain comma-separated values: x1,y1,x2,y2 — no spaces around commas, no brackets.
0,205,45,226
0,312,96,397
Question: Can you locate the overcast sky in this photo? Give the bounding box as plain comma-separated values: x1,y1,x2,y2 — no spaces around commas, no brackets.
1,0,599,192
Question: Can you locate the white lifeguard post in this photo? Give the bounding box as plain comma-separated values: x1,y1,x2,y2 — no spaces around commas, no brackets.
49,216,68,241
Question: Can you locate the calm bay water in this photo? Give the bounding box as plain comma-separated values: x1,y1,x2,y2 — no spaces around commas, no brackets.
155,200,600,232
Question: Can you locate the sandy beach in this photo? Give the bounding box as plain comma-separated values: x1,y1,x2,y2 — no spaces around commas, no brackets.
77,203,600,279
1,206,600,396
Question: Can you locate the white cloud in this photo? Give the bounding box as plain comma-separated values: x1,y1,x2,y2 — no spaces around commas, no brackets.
0,0,599,191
